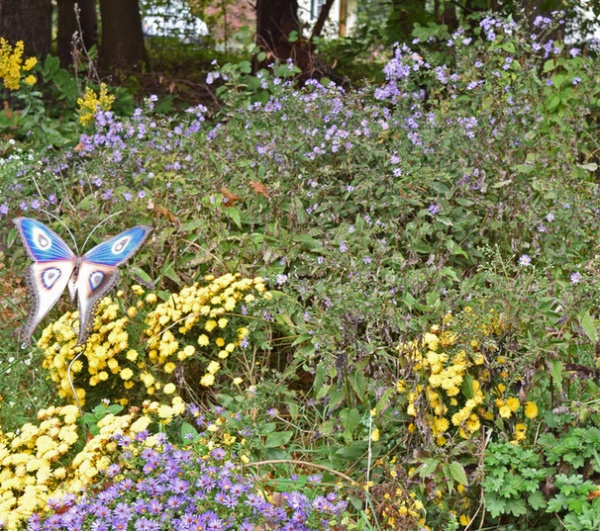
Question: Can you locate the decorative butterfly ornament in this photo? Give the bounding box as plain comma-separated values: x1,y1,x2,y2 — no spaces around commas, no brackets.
14,217,152,346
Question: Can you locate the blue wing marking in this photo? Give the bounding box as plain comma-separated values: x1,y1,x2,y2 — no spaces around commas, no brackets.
83,226,152,266
13,217,75,262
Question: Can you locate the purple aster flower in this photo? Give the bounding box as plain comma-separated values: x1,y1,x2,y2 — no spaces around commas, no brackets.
211,448,226,460
112,519,129,531
171,478,189,494
570,272,581,284
428,203,440,215
147,499,162,515
113,502,131,519
518,254,532,267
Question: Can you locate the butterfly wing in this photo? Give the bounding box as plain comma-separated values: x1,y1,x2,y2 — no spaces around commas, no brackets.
13,218,77,345
82,225,153,266
13,217,75,262
72,261,121,344
73,225,152,344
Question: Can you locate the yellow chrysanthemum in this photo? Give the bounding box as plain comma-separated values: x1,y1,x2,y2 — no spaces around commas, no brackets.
525,401,538,419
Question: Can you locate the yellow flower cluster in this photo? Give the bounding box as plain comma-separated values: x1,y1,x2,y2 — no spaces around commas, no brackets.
380,487,426,528
0,398,185,530
37,275,269,408
0,39,36,91
38,297,139,407
77,82,116,126
145,273,269,389
398,324,485,446
493,385,539,443
397,310,540,447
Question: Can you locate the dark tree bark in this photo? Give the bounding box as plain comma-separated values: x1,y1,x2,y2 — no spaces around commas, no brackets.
255,0,300,63
57,0,98,68
99,0,145,71
0,0,52,57
310,0,336,39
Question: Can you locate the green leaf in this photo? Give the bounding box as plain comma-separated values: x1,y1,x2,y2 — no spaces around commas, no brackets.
224,206,242,229
107,404,124,415
340,408,361,441
181,422,199,442
293,234,326,253
546,95,561,111
419,458,438,478
129,266,153,285
447,461,469,485
579,310,597,342
180,220,205,232
543,59,557,73
264,431,294,448
334,441,368,460
551,360,564,392
578,162,598,172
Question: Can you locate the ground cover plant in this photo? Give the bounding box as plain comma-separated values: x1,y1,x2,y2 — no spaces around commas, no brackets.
1,8,600,531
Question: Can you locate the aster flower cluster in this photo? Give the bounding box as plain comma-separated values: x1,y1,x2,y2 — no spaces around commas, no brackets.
28,432,349,531
0,400,186,530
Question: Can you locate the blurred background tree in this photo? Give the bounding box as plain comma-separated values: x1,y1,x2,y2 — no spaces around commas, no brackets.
0,0,598,83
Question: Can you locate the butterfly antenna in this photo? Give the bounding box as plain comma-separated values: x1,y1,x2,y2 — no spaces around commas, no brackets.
41,210,80,254
67,349,85,416
81,211,124,251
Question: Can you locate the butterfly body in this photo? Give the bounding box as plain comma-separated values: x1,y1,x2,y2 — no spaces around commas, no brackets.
14,217,152,346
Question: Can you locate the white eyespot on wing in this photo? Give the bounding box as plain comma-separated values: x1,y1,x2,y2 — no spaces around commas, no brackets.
111,236,131,254
32,227,53,250
89,271,105,290
41,267,62,289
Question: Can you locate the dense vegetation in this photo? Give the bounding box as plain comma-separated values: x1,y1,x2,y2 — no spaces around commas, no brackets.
1,8,600,531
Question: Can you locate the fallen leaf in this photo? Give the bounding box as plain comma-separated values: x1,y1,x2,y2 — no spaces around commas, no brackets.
250,180,270,199
221,187,242,207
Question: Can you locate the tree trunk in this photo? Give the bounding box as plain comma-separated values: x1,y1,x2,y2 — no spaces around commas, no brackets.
0,0,52,57
99,0,145,71
310,0,335,40
57,0,98,68
255,0,300,62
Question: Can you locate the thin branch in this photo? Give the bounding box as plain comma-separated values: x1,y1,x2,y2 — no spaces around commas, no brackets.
241,459,361,487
